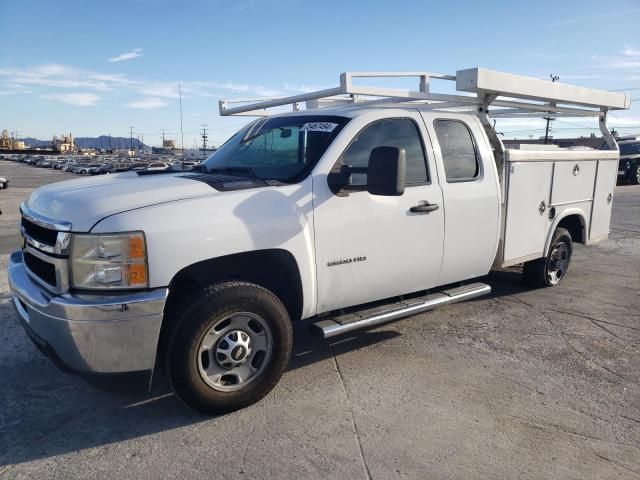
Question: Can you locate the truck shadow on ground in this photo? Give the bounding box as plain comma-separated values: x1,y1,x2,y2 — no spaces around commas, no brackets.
0,269,531,469
0,320,399,469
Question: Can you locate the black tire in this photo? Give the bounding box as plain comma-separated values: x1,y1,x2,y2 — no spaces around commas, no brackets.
165,281,293,414
523,227,572,287
632,165,640,185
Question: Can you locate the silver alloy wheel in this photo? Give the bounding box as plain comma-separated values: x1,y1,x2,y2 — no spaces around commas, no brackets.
636,166,640,184
547,242,569,285
197,312,273,392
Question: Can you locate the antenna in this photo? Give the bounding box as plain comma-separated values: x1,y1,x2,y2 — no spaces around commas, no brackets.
179,84,184,169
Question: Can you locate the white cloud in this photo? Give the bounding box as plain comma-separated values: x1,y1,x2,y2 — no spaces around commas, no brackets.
41,93,100,106
622,46,640,57
109,48,143,63
125,97,168,109
284,83,331,93
548,9,640,27
0,63,291,102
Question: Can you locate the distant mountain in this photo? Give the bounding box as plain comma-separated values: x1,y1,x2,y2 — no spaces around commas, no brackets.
74,136,148,150
20,136,148,150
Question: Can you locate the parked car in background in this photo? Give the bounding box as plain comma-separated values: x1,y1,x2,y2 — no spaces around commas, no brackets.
618,137,640,185
0,176,8,189
97,162,132,174
171,161,200,171
71,164,101,174
36,158,52,168
143,162,170,171
62,162,78,172
85,164,105,175
130,163,150,171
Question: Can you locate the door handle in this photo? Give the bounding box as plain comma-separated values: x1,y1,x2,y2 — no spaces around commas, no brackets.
410,202,439,213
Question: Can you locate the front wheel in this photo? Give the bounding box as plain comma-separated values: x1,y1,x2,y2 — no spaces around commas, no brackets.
166,281,293,414
523,227,573,287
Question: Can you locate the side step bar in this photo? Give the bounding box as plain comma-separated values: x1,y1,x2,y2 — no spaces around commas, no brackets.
312,282,491,339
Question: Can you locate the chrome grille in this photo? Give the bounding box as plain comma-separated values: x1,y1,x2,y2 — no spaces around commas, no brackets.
21,216,59,246
20,205,71,293
23,251,57,287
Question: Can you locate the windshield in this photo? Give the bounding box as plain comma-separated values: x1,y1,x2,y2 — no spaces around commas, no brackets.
203,115,349,182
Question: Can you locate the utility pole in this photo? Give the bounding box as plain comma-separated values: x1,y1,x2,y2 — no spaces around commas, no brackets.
141,133,144,153
129,126,134,153
544,74,559,144
200,124,208,153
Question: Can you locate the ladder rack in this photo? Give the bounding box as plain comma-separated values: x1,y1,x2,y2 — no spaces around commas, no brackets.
218,68,630,120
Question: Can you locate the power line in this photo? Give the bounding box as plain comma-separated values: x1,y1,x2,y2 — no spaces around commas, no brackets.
200,124,208,152
610,87,640,92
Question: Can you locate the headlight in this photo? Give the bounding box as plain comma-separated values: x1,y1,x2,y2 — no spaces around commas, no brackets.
70,232,149,289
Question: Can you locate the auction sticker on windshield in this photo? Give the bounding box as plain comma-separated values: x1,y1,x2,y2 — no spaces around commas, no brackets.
300,122,338,132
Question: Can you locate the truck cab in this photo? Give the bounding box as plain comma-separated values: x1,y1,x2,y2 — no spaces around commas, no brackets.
8,68,629,414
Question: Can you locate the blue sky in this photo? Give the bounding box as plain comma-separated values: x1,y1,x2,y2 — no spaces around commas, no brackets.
0,0,639,147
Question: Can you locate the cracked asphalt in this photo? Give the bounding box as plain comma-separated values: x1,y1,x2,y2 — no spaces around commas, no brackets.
0,160,639,479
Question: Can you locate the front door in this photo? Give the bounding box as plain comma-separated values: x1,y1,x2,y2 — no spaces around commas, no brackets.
312,112,444,313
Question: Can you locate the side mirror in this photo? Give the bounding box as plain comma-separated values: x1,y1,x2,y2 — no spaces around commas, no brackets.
367,146,406,196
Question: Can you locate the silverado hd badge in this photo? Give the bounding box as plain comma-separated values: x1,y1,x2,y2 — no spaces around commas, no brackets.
327,256,366,267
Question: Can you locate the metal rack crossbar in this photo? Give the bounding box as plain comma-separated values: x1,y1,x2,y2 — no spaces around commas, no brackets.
218,68,630,120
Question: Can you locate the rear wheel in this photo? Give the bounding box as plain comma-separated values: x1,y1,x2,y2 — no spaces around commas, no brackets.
633,165,640,185
166,281,293,414
523,227,572,287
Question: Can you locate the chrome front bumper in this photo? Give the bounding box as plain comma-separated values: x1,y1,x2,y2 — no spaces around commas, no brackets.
8,250,168,377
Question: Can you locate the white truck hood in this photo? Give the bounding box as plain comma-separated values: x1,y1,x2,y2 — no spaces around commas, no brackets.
25,172,220,231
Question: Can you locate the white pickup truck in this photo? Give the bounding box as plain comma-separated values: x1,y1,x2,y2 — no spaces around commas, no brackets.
8,68,630,414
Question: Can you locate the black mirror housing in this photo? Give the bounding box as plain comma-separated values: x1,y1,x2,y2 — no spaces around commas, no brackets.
367,146,406,196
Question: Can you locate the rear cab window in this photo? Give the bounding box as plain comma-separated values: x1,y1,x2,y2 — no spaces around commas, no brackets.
433,120,480,182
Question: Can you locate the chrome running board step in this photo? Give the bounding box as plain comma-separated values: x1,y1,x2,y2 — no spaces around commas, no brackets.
312,282,491,339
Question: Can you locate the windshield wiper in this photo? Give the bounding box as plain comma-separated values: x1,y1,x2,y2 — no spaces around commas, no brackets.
206,166,258,178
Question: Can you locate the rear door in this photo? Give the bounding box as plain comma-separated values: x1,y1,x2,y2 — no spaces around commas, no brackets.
422,114,501,284
312,111,444,313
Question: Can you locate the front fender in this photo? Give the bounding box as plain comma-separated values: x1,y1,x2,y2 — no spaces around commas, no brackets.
91,177,317,318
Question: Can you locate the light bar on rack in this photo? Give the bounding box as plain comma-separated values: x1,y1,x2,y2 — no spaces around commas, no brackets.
456,68,630,110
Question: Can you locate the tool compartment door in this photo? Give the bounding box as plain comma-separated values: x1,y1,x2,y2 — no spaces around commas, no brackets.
590,159,618,240
551,161,597,205
503,161,553,262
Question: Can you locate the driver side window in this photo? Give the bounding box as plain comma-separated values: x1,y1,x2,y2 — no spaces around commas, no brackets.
330,118,429,192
